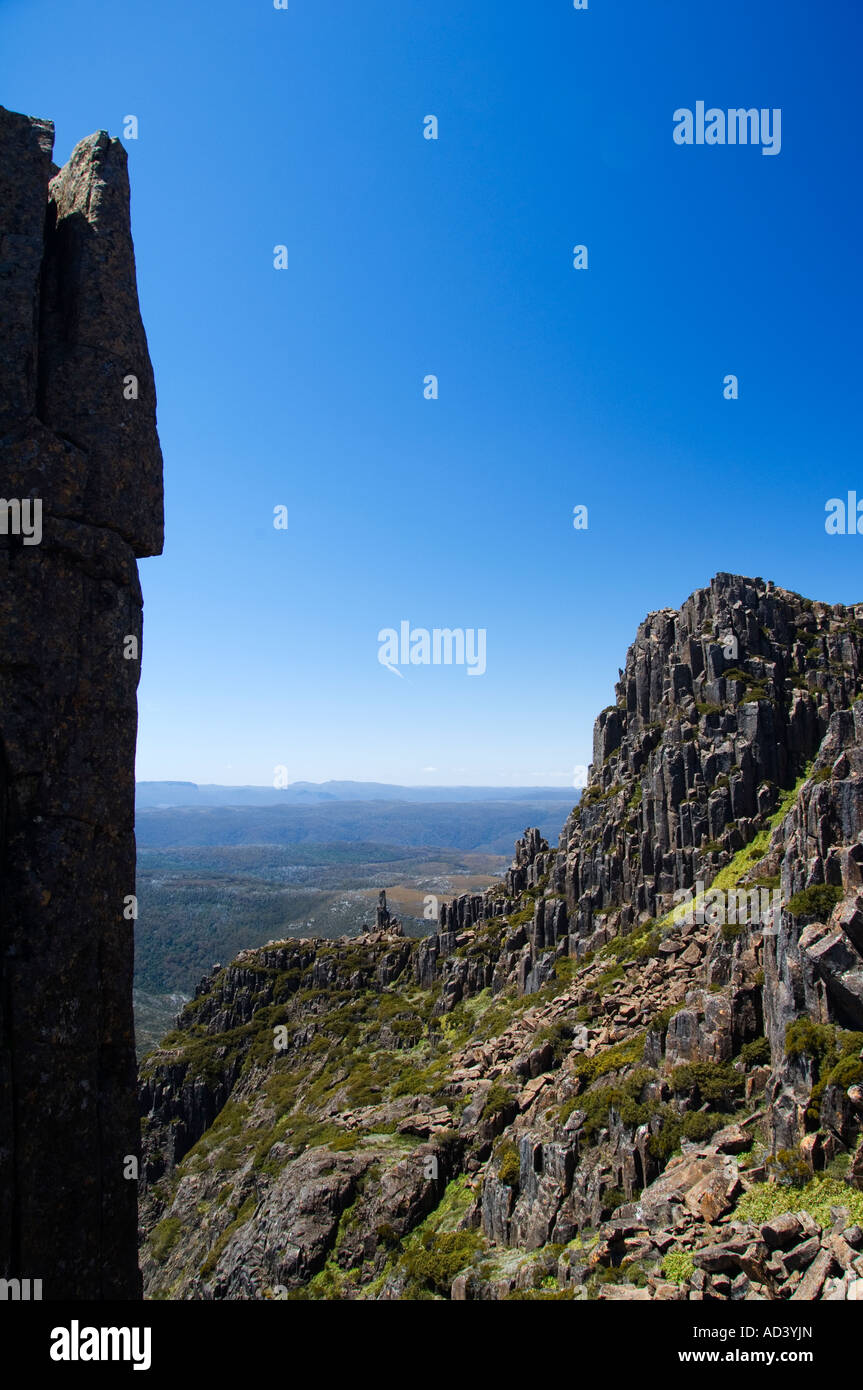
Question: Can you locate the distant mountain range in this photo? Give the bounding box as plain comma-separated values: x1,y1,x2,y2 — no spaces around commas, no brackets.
132,784,580,1051
136,781,578,809
134,798,576,854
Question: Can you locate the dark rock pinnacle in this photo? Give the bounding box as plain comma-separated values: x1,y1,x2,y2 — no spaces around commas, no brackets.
0,107,163,1300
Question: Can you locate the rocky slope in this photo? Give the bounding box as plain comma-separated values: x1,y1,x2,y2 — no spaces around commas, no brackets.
0,108,163,1298
139,575,863,1300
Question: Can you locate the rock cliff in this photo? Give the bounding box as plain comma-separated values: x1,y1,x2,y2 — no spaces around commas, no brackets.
139,575,863,1300
0,108,163,1299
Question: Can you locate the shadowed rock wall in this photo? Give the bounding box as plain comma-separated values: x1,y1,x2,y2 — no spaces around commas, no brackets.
0,107,163,1299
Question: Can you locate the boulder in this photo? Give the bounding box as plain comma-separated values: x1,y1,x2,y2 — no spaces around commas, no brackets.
790,1248,838,1301
638,1151,740,1227
781,1237,821,1273
760,1212,803,1250
801,927,863,1029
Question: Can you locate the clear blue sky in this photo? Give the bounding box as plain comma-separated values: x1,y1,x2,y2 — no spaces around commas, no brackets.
4,0,862,787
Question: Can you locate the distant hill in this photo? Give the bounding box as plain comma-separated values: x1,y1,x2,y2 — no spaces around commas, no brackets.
132,791,578,1053
134,797,576,854
135,780,577,809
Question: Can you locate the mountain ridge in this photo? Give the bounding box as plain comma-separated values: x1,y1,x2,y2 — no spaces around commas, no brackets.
138,573,863,1301
136,781,579,808
135,799,575,854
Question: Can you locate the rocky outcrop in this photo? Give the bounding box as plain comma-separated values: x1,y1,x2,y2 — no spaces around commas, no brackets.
425,578,863,1001
374,889,403,935
762,706,863,1152
0,108,163,1299
558,575,863,946
138,576,863,1300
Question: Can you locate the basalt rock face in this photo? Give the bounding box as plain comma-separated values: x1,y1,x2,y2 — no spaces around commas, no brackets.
140,576,863,1301
423,577,863,1013
0,109,163,1299
763,706,863,1155
556,573,863,950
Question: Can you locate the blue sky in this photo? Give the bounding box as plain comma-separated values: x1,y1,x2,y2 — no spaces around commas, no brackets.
3,0,861,787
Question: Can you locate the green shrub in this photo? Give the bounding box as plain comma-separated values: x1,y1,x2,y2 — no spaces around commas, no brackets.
481,1083,516,1123
785,1020,863,1126
670,1061,744,1109
825,1054,863,1090
497,1141,521,1188
600,1188,627,1217
402,1229,482,1295
553,956,579,986
786,884,843,920
736,1176,863,1229
578,1068,654,1145
605,927,660,963
592,1259,648,1289
685,1110,736,1145
785,1019,863,1068
661,1250,695,1284
536,1018,576,1062
375,1221,400,1250
740,1037,770,1067
785,1018,825,1062
648,1108,732,1162
593,963,624,990
808,1054,863,1127
432,1127,462,1165
573,1034,646,1086
766,1148,810,1187
823,1152,852,1182
151,1216,183,1264
647,1002,681,1035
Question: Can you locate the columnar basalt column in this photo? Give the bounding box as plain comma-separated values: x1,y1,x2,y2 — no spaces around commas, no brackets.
0,107,164,1299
